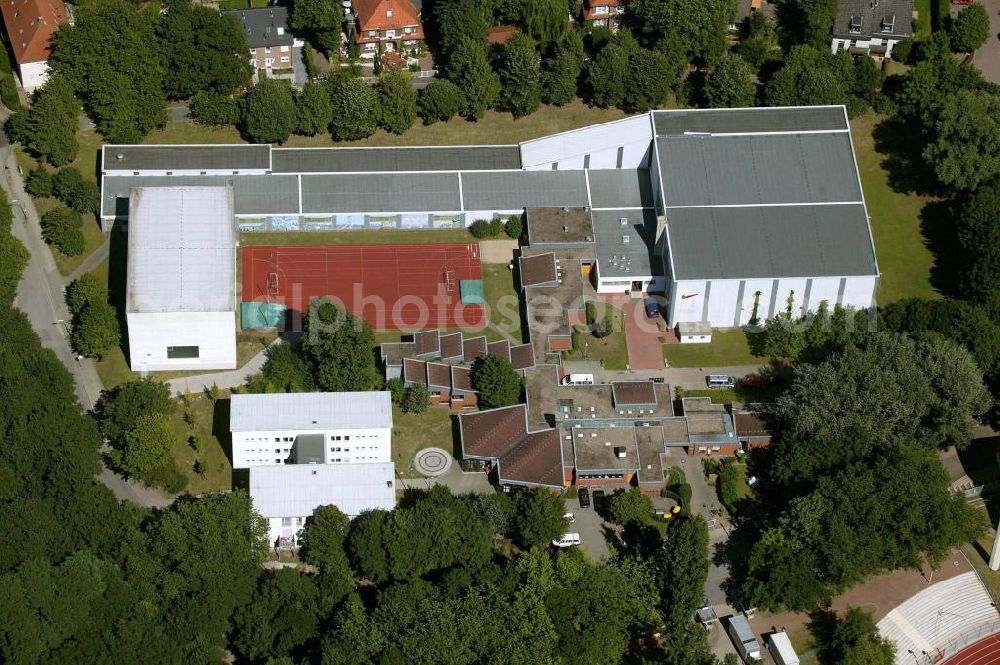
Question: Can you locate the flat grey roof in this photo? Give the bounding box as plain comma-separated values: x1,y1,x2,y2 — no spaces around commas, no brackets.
657,132,863,207
653,107,848,136
300,172,462,214
126,187,235,314
594,208,661,278
666,204,878,280
271,146,521,173
461,170,589,210
587,169,654,209
103,175,300,218
102,145,270,173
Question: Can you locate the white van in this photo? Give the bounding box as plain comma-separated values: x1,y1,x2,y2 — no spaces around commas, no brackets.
706,374,735,389
551,532,581,548
562,373,594,386
726,615,762,662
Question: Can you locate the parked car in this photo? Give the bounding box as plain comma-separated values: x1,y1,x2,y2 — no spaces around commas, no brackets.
592,489,606,511
706,374,735,389
578,488,591,509
564,512,575,524
644,298,660,318
552,532,581,548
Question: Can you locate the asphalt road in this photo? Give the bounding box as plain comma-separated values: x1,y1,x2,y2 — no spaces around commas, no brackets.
0,111,171,508
972,0,1000,85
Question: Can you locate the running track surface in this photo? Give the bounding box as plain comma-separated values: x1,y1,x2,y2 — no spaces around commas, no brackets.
241,243,486,329
941,634,1000,665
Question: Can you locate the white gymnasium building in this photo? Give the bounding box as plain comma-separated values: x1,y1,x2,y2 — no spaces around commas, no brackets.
125,187,237,371
230,391,396,544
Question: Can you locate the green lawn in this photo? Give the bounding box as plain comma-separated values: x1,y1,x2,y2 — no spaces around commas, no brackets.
850,113,943,303
663,329,758,368
239,227,474,246
169,393,233,494
565,329,629,370
391,406,456,477
482,263,522,343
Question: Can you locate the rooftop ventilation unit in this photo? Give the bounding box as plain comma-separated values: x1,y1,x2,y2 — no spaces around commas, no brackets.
620,217,628,226
622,234,630,244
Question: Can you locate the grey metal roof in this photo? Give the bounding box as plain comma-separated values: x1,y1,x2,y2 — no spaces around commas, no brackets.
461,170,589,210
665,204,878,280
102,145,270,173
593,208,662,278
126,187,235,314
230,391,393,432
653,107,848,136
300,172,462,213
657,132,862,207
249,462,396,519
225,7,293,49
587,169,654,209
102,175,300,218
832,0,913,40
271,146,521,173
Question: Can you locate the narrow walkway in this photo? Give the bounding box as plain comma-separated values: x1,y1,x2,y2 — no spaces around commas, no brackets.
167,336,282,395
65,237,110,284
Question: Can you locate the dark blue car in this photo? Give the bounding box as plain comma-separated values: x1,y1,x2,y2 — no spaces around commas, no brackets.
644,298,660,318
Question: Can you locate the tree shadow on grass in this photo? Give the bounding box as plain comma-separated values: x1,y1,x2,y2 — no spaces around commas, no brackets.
920,199,962,297
872,116,945,197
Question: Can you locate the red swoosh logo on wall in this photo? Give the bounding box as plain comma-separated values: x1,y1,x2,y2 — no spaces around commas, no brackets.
681,293,699,299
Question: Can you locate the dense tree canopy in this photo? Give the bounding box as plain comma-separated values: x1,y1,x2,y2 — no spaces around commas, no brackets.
542,31,585,106
296,81,333,136
376,69,418,134
704,52,757,108
50,0,167,142
949,3,991,53
924,89,1000,191
301,298,381,392
471,354,523,408
10,76,78,166
628,0,731,62
289,0,345,53
428,0,491,65
498,32,542,117
447,37,501,119
327,75,379,140
957,183,1000,303
241,79,298,144
158,0,252,100
418,78,465,123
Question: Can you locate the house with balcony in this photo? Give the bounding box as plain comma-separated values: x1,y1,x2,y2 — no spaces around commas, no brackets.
352,0,424,59
830,0,913,59
583,0,625,31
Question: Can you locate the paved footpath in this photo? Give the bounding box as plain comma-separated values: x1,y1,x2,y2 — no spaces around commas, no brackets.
168,336,283,395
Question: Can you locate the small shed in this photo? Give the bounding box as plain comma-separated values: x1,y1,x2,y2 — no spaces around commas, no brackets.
696,605,719,628
678,320,712,344
768,631,800,665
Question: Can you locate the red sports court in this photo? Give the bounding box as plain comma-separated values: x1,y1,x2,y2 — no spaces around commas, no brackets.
241,242,486,330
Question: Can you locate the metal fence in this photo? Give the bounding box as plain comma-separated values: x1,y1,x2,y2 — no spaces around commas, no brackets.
915,619,1000,665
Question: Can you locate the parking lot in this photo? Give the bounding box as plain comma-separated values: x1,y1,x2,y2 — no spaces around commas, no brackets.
564,493,611,560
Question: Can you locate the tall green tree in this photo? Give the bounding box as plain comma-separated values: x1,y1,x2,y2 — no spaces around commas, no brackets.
541,31,585,106
623,46,673,112
924,89,1000,191
296,81,333,136
447,37,500,119
158,0,252,99
377,69,417,134
15,75,79,166
513,489,568,548
418,79,465,123
657,515,710,627
113,412,173,478
628,0,731,62
289,0,345,53
301,298,381,391
820,607,895,665
50,0,167,142
520,0,568,45
95,377,174,441
70,300,120,358
470,354,522,408
957,182,1000,302
704,52,757,108
231,569,321,663
586,39,630,108
498,32,542,117
327,75,379,140
241,79,297,144
301,505,352,574
190,90,240,126
430,0,491,64
949,3,991,53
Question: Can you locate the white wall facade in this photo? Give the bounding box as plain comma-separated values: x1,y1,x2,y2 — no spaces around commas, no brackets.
19,60,49,92
667,276,878,327
830,36,900,58
126,310,237,371
520,115,653,171
232,426,392,468
596,273,665,294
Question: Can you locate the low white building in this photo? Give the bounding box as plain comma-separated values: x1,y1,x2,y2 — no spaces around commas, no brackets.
250,462,396,543
125,187,237,372
229,391,393,469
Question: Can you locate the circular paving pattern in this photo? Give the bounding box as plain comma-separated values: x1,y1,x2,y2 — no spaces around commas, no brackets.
413,447,453,477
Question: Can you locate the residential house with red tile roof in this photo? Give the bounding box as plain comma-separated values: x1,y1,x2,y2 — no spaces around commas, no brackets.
351,0,424,60
0,0,68,91
583,0,625,31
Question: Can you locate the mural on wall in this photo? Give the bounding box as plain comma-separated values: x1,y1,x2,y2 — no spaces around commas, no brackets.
336,214,365,229
271,216,301,231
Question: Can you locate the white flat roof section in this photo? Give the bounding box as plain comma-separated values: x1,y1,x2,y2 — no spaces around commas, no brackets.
230,391,393,432
250,462,396,518
126,187,235,314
